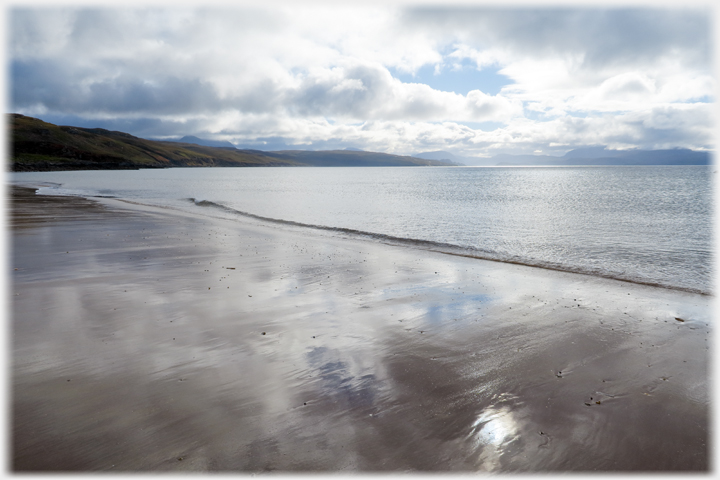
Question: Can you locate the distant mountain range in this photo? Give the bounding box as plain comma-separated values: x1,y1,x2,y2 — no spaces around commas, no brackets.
164,135,237,149
414,148,711,166
9,115,457,171
9,114,711,172
413,151,472,164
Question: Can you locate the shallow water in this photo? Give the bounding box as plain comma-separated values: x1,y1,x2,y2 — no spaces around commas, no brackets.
12,165,713,293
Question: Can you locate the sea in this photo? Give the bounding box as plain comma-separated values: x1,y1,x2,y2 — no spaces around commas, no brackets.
11,165,714,295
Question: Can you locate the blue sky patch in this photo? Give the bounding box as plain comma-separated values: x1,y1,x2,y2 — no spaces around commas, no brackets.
390,64,513,96
688,95,712,103
456,121,506,131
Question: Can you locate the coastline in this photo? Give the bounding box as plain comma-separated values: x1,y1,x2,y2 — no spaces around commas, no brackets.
10,186,711,471
185,196,711,297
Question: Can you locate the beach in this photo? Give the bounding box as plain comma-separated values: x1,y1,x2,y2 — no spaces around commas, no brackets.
10,185,711,471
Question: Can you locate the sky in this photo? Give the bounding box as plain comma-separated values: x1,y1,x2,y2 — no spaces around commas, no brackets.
7,3,716,158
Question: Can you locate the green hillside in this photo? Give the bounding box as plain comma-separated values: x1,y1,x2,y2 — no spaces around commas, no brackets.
9,114,303,171
8,114,456,171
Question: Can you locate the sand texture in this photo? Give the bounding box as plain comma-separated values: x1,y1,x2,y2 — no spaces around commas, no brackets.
10,186,710,472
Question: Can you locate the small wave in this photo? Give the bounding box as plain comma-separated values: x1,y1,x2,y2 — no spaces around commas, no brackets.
187,197,480,249
25,184,116,199
186,198,711,296
35,185,95,197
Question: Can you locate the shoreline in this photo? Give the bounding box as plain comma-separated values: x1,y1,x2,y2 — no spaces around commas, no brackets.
88,191,714,298
11,186,711,471
176,195,712,297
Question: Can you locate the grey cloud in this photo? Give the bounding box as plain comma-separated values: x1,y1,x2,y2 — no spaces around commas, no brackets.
638,126,711,149
645,104,712,130
12,55,434,121
287,65,392,118
578,9,710,69
66,9,130,51
11,59,223,115
286,65,456,121
569,116,597,135
609,79,651,95
231,82,285,115
10,59,98,111
27,113,208,138
11,59,63,108
402,8,710,70
86,76,223,114
631,127,697,148
470,102,499,117
563,108,713,150
396,94,449,121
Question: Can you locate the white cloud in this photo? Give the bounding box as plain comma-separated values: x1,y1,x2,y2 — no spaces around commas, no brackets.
9,5,714,155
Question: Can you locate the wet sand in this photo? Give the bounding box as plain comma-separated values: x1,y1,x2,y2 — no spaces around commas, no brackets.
10,186,710,472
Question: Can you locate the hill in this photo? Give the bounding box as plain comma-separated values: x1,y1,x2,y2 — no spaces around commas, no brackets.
9,114,302,171
413,147,712,166
8,114,455,171
169,135,238,149
412,150,467,165
271,149,461,167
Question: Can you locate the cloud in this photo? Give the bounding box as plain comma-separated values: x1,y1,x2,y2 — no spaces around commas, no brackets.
402,8,710,70
599,73,656,98
8,5,713,156
12,59,225,115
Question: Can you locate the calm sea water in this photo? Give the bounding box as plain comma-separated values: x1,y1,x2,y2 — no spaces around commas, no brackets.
12,166,713,294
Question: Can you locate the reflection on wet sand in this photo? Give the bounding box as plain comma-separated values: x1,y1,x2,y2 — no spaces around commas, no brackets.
11,187,709,471
469,399,521,469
